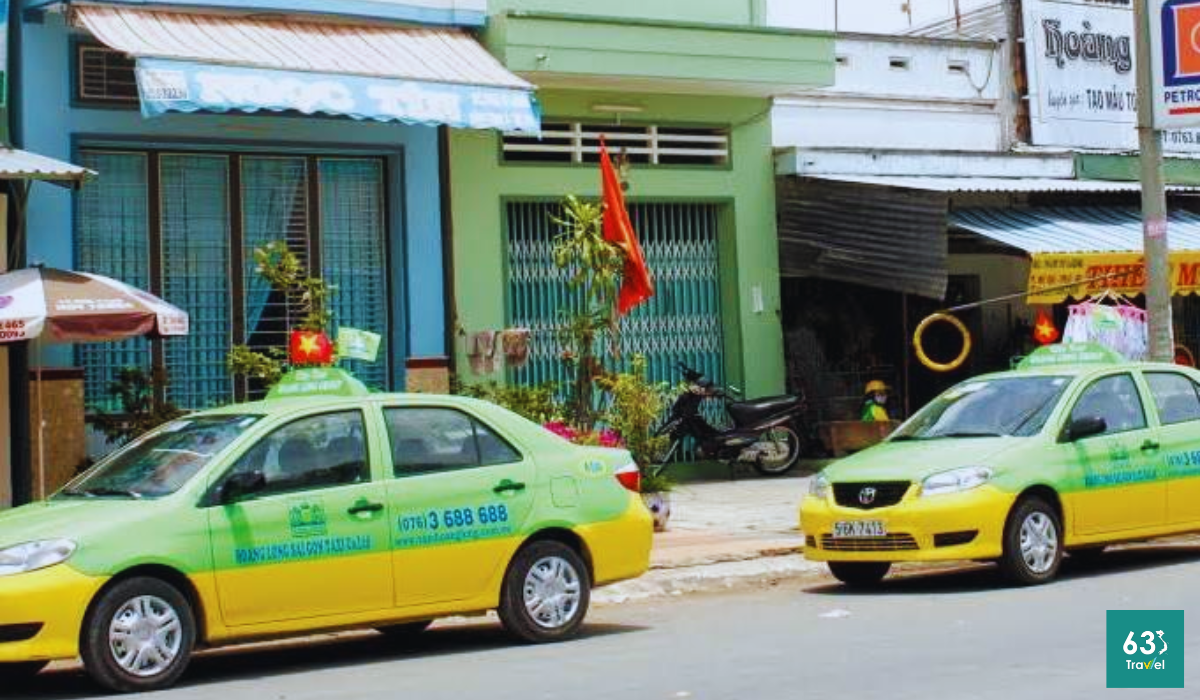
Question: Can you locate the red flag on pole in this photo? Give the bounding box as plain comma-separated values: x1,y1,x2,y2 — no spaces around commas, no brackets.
599,137,654,316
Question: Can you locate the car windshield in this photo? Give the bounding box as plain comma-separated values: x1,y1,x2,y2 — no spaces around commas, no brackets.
59,414,261,499
891,375,1073,440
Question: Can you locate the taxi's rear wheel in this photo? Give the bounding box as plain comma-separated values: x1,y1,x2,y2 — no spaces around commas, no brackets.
498,540,590,643
1000,497,1063,585
81,577,196,693
828,561,891,587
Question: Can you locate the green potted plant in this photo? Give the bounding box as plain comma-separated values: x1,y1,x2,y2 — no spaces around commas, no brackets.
599,355,674,530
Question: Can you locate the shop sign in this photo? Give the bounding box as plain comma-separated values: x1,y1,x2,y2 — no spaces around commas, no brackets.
135,57,541,133
1152,0,1200,128
1028,250,1200,303
1022,0,1200,151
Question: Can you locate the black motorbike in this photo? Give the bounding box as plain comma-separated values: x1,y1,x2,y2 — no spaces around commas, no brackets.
654,362,808,477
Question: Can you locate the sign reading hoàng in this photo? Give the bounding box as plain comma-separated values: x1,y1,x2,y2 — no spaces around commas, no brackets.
1023,0,1200,150
1028,251,1200,303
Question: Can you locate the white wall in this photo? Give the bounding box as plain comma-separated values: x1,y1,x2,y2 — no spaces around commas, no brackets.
768,0,835,30
774,35,1006,152
767,0,996,33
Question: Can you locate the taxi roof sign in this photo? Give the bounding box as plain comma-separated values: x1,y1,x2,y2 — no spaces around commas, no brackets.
266,367,370,400
1017,342,1126,370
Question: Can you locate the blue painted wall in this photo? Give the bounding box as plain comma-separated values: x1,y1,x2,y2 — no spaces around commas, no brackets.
18,12,446,379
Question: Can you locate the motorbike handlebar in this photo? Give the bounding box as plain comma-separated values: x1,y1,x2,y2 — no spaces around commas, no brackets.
675,361,705,383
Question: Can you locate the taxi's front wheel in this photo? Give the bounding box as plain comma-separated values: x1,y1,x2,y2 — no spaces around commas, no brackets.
81,577,196,693
999,497,1063,586
498,540,590,643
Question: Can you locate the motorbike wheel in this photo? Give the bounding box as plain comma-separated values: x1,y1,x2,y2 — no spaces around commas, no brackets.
748,425,802,476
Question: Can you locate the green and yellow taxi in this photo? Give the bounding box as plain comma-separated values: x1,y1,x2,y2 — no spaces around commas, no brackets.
801,342,1200,587
0,369,651,692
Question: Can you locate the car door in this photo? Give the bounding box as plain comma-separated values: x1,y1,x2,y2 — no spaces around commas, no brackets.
1061,372,1165,536
1143,370,1200,526
382,405,536,607
206,409,393,626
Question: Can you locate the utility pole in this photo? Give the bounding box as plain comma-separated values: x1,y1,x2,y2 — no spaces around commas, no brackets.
1134,0,1174,362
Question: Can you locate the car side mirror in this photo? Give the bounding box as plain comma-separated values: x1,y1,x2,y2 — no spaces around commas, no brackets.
1065,415,1107,442
219,470,267,505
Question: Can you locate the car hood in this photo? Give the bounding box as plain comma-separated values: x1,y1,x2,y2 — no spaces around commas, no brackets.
0,498,155,547
821,436,1023,483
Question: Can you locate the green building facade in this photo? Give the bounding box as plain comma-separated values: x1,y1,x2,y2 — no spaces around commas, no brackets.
450,1,833,397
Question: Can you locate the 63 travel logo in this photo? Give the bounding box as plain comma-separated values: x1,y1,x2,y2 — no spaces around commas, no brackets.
1106,610,1184,688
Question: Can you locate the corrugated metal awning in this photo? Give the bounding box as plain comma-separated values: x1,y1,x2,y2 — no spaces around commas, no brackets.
801,174,1200,194
0,149,94,189
777,176,950,299
950,207,1200,253
72,4,540,132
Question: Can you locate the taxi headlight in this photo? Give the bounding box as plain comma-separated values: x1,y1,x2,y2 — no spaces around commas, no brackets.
920,467,993,498
0,539,77,576
808,472,830,499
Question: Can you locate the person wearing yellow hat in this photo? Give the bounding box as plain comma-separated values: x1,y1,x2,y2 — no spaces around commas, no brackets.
861,380,891,422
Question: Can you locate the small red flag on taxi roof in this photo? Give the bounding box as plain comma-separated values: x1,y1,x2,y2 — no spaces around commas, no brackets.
289,329,334,366
1033,309,1059,346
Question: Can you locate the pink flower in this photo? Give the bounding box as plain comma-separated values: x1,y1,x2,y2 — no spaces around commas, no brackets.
597,428,624,448
543,421,577,441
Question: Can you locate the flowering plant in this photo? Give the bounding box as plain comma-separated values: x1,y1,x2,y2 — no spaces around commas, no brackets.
543,421,624,448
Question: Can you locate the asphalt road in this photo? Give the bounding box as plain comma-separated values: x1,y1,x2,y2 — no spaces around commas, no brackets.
15,545,1200,700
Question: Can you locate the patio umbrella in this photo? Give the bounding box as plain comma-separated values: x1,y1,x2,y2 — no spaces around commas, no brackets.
0,267,190,498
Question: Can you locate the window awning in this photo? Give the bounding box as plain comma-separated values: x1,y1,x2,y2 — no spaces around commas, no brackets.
0,149,95,189
72,4,541,133
951,208,1200,303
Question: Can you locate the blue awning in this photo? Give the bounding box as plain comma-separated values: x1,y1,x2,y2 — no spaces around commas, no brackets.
74,4,540,133
950,207,1200,253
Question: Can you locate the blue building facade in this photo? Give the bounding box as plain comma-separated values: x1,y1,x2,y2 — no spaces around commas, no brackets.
17,2,470,410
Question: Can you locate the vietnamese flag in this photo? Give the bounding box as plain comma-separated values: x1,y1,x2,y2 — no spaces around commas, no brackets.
289,329,334,366
599,137,654,316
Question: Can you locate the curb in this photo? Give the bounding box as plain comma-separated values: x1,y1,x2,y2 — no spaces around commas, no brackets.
594,551,826,605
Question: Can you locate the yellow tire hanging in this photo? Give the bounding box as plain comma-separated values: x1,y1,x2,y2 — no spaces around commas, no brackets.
914,312,971,373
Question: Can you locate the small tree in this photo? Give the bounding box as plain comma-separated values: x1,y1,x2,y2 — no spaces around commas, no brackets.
551,195,624,430
227,241,333,388
93,367,185,446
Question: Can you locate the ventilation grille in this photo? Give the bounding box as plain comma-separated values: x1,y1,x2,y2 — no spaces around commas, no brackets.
77,44,139,104
502,123,729,166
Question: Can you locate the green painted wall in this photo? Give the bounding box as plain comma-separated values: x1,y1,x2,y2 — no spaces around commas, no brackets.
1076,153,1200,185
449,92,785,397
487,13,834,90
489,0,757,25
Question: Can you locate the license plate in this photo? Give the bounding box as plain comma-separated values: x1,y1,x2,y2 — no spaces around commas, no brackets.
832,520,887,538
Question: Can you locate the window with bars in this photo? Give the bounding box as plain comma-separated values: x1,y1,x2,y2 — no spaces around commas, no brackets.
502,123,730,166
75,149,391,412
75,44,139,106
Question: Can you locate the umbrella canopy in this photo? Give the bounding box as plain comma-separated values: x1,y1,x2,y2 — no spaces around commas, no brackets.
0,267,188,343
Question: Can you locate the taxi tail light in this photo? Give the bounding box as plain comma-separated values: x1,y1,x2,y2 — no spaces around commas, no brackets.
615,462,641,493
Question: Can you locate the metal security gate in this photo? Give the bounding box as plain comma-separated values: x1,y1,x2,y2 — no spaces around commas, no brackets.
506,201,725,416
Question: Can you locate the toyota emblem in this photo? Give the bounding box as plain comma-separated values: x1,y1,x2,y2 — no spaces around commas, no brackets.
858,487,877,505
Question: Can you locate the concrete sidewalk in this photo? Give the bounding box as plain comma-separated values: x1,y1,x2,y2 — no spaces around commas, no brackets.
594,473,826,603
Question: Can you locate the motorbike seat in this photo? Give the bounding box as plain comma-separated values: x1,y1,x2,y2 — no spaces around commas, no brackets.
727,395,803,427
